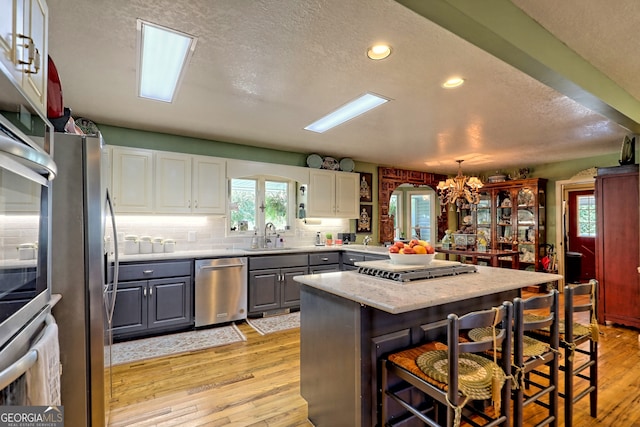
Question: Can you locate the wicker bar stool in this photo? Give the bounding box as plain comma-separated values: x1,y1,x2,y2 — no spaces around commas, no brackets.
512,290,560,427
562,280,599,427
379,302,513,427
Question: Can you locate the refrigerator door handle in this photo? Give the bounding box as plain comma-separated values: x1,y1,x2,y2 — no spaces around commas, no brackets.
105,189,119,323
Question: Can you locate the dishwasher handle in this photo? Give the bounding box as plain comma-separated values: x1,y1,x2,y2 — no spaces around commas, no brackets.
199,263,245,270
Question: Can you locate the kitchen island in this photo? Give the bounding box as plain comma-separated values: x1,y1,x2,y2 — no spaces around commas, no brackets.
294,263,562,426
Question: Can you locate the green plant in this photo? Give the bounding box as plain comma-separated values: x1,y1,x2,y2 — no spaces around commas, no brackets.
325,233,333,239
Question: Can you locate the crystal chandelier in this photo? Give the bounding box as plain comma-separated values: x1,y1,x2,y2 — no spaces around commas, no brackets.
436,160,484,211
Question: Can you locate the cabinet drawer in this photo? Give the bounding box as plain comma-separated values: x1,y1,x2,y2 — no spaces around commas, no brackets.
249,254,308,270
117,261,192,281
342,252,365,266
365,253,389,261
309,252,340,265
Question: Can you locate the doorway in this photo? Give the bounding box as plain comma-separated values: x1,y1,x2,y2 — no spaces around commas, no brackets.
565,188,596,282
555,171,597,288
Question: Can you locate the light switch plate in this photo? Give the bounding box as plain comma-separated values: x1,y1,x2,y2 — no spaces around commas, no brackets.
188,231,196,242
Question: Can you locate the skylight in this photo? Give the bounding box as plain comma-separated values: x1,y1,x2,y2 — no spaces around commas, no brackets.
136,19,197,103
304,93,390,133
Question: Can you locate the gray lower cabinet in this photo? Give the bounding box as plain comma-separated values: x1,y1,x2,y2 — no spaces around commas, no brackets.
248,254,308,316
341,250,389,270
309,252,341,273
341,251,365,271
112,261,193,339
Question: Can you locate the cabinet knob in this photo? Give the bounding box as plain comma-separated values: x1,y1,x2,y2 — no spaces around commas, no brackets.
143,287,147,297
321,257,329,262
143,269,154,274
149,286,153,296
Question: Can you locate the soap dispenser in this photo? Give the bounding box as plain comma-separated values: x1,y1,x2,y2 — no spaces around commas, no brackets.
251,230,259,249
315,232,322,246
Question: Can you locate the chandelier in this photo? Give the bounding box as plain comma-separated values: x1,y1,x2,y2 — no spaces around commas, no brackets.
436,160,484,211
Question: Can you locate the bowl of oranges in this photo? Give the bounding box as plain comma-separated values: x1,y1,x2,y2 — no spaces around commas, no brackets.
388,240,436,265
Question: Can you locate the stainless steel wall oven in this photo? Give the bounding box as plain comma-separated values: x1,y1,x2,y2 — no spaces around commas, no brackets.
0,119,56,351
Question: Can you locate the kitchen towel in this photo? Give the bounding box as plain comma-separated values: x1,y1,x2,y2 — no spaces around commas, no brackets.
26,317,61,406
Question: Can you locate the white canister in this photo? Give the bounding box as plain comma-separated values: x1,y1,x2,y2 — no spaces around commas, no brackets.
152,237,164,253
139,236,152,254
163,239,176,253
17,243,36,260
124,235,139,255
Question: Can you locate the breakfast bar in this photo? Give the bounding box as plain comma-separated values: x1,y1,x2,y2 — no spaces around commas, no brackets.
295,262,562,426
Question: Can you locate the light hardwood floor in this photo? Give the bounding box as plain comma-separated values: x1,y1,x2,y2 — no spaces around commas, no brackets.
108,308,640,426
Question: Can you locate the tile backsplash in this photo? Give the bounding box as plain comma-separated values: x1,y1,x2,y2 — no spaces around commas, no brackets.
113,215,356,252
0,215,362,260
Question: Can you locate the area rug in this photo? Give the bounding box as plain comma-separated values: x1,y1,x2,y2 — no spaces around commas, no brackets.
110,324,246,366
246,312,300,335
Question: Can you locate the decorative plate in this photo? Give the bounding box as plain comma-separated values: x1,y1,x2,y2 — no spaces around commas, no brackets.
322,156,340,170
339,157,355,172
75,117,99,135
306,153,323,168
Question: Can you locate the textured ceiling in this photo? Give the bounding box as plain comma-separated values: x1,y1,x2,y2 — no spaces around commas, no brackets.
46,0,639,174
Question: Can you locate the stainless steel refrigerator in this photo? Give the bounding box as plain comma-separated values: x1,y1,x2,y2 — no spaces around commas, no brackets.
50,132,119,427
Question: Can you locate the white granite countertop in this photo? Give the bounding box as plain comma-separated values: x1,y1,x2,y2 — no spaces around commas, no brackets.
118,244,390,262
294,263,563,314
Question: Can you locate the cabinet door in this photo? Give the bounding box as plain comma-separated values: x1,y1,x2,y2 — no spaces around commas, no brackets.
192,155,226,214
596,169,640,327
147,276,192,331
0,0,21,84
495,189,514,248
335,171,359,218
281,266,307,308
155,152,192,213
20,0,47,113
307,169,335,217
249,269,280,313
112,280,147,337
111,147,154,212
309,264,340,274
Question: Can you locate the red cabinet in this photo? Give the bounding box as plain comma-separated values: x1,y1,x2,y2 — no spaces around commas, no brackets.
595,164,640,328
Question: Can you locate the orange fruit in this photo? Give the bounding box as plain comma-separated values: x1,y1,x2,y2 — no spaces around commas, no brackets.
413,245,427,254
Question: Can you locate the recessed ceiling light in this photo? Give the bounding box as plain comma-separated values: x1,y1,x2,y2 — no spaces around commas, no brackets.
367,44,392,60
136,19,198,103
442,77,465,88
304,92,390,133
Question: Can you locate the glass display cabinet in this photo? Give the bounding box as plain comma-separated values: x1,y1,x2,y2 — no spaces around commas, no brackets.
458,178,547,270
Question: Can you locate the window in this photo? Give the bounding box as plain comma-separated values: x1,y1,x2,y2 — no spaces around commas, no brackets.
577,194,596,237
409,191,434,242
229,177,293,233
390,186,436,243
389,193,402,239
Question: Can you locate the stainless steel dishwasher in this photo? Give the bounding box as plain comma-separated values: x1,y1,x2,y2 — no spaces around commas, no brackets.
194,258,248,327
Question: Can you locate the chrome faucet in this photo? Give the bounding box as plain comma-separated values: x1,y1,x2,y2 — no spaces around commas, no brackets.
363,235,372,246
264,222,276,247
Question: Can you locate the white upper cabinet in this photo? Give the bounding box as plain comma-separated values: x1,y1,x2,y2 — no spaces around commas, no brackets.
334,171,359,218
0,0,21,84
307,169,359,219
111,147,154,213
109,146,227,215
155,152,192,213
155,152,226,214
20,0,47,112
1,0,48,115
192,155,226,214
